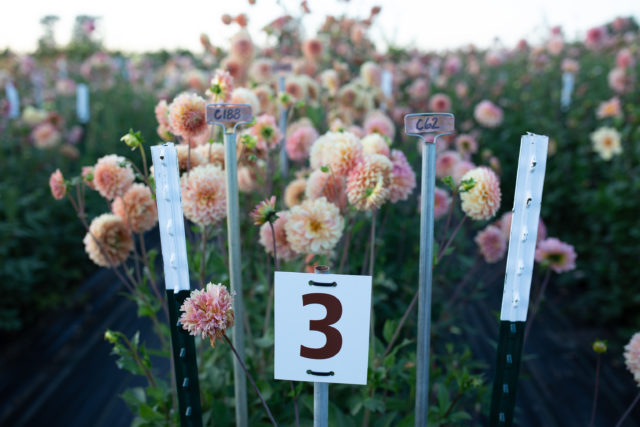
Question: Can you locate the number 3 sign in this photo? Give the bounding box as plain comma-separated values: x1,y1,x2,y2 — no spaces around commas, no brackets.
274,272,372,385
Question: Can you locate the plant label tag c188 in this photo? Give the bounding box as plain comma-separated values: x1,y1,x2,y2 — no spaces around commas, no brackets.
404,113,454,139
274,271,372,385
206,103,252,125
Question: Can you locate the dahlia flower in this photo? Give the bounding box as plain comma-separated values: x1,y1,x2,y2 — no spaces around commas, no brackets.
206,69,234,103
388,149,416,203
259,211,297,261
305,169,347,210
624,332,640,387
475,225,507,263
111,184,158,233
180,283,235,347
284,178,307,208
459,167,501,220
346,153,393,211
534,237,577,273
284,197,344,254
83,214,133,267
590,127,622,161
474,100,504,128
168,93,208,139
49,169,66,200
180,165,227,226
93,154,135,200
286,124,318,162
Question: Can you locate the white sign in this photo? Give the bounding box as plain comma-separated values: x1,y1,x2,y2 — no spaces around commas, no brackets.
274,271,372,385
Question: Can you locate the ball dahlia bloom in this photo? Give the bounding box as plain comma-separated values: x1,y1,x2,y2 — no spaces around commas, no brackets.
608,68,627,93
474,100,504,128
111,184,158,233
286,125,319,161
195,143,225,168
168,93,208,139
206,69,234,103
388,149,416,203
284,197,344,254
176,144,206,172
180,165,227,226
259,211,297,261
429,93,452,113
624,332,640,387
83,214,133,267
230,87,260,114
49,169,66,200
459,167,501,220
590,127,622,161
360,61,382,87
452,160,476,185
302,39,324,62
346,154,393,211
361,133,390,157
363,111,395,140
455,134,478,158
284,178,307,208
32,122,61,148
306,169,347,211
475,225,507,263
534,237,576,273
180,283,235,347
435,151,461,179
324,131,363,177
93,154,135,200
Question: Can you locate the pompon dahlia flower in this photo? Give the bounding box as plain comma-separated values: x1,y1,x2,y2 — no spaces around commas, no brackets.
624,332,640,387
195,143,225,168
83,214,133,267
206,69,234,103
534,237,577,273
284,178,307,208
455,134,478,158
176,144,206,172
435,151,461,179
364,111,395,140
459,167,501,220
180,165,227,226
306,169,347,211
452,160,476,185
251,114,281,150
111,184,158,233
168,93,208,140
284,197,344,254
360,61,382,87
259,211,297,261
230,87,260,114
286,125,318,162
475,225,507,263
309,133,332,170
324,131,364,177
93,154,135,200
180,283,234,347
49,169,66,200
429,93,452,113
474,100,504,128
32,122,61,148
346,153,393,211
302,38,324,62
154,100,172,131
388,150,416,203
361,133,391,158
590,127,622,161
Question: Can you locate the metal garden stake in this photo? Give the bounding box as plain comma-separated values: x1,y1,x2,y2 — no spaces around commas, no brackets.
489,133,549,426
561,72,574,111
76,83,90,124
404,112,455,427
313,265,330,427
5,81,20,119
206,103,253,427
274,62,292,179
151,143,203,427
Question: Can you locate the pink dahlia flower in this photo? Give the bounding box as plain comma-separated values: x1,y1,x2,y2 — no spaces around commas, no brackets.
49,169,66,200
180,165,227,226
361,133,390,158
284,197,344,254
111,183,158,233
534,237,576,273
388,149,416,203
474,100,503,128
475,225,507,263
180,283,235,347
93,154,135,200
435,151,461,179
286,125,318,161
259,211,297,261
346,154,393,211
83,214,133,267
168,93,208,139
624,332,640,387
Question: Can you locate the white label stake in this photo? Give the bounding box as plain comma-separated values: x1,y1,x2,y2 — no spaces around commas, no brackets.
274,271,372,385
5,82,20,118
76,83,90,123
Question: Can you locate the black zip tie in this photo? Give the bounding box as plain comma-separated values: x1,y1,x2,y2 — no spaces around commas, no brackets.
306,370,335,376
308,280,337,287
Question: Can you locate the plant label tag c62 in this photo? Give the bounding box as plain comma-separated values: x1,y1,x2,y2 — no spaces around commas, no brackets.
206,103,252,125
274,271,372,385
404,113,454,140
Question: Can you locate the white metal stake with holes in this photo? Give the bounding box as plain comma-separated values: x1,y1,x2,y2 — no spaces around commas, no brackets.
206,103,253,427
404,113,455,427
151,143,203,427
489,133,548,427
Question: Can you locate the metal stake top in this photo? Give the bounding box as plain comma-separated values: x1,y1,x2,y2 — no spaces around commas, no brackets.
404,112,455,427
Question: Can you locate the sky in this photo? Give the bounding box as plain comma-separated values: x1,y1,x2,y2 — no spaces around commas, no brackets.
1,0,639,54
